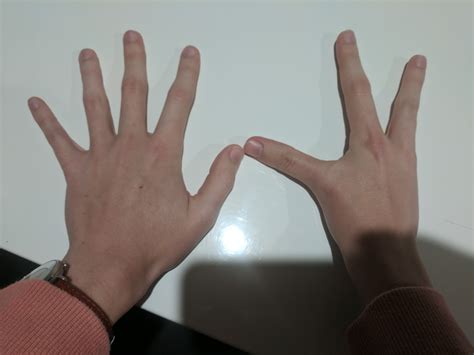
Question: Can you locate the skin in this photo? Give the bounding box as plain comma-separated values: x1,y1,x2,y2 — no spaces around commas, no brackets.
28,30,244,323
244,30,432,302
27,29,431,323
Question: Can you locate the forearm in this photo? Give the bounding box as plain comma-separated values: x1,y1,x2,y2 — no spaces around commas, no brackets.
343,236,473,354
342,236,432,304
0,280,109,354
346,286,473,354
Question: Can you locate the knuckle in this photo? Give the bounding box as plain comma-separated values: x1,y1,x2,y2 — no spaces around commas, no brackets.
81,63,100,77
349,77,372,95
121,77,148,96
48,126,62,144
407,66,424,83
126,48,145,61
189,205,217,233
34,113,48,127
398,98,420,116
278,147,298,173
220,177,235,193
407,150,417,163
167,85,193,104
147,136,180,164
339,43,357,58
364,131,388,160
320,176,342,198
82,93,103,112
181,60,199,72
401,146,417,164
46,129,69,155
203,208,219,227
148,136,168,154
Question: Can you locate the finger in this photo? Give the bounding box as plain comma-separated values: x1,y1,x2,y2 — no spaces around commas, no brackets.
79,49,115,150
190,145,243,228
118,30,148,135
154,46,200,150
28,97,83,172
244,136,328,192
335,30,383,141
386,55,427,150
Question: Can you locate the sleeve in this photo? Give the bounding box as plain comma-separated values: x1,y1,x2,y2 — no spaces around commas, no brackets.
346,286,473,354
0,279,110,354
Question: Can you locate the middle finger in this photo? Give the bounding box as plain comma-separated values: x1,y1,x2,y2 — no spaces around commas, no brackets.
118,30,149,135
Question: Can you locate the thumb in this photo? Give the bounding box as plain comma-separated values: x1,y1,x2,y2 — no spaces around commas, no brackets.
190,144,244,227
244,136,327,187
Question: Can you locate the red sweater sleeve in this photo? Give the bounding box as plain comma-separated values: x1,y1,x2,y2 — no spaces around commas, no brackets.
346,286,473,354
0,279,109,354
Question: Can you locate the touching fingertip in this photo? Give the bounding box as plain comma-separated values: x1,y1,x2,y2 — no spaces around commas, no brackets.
229,145,244,163
28,97,40,110
244,139,263,158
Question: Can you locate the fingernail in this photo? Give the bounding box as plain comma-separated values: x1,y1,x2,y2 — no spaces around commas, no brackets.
28,97,40,110
229,146,244,163
182,46,198,58
245,140,263,158
414,55,427,69
341,30,356,44
125,30,139,43
79,49,94,61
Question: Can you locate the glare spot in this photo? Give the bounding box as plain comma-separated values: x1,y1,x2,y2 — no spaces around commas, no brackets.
219,224,248,255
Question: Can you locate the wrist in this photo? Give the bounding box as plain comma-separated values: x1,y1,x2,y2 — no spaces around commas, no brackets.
63,250,148,323
341,234,432,304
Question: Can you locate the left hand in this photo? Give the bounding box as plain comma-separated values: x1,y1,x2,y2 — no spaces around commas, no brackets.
244,30,431,302
28,30,243,322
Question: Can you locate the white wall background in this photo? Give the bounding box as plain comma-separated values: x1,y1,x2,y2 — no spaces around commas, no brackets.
1,1,472,353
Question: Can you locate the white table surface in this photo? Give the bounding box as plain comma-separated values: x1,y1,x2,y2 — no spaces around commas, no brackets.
1,1,473,353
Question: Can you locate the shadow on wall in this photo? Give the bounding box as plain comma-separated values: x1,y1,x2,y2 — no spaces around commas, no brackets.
182,237,473,355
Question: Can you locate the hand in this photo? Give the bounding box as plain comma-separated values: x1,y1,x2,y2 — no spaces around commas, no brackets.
244,30,431,302
27,30,243,322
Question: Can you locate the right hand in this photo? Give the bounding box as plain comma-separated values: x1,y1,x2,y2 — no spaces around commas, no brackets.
244,30,432,302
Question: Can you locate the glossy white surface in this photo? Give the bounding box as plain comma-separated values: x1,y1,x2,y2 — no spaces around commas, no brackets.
1,1,473,353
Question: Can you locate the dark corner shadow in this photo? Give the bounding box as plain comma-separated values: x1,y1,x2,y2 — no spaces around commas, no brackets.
182,260,360,355
180,237,474,355
416,236,474,342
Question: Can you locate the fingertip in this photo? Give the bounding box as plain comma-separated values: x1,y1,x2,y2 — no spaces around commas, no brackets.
28,97,41,111
244,137,263,158
182,45,199,58
338,29,356,45
411,54,427,69
124,30,141,43
79,48,96,62
228,144,244,163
